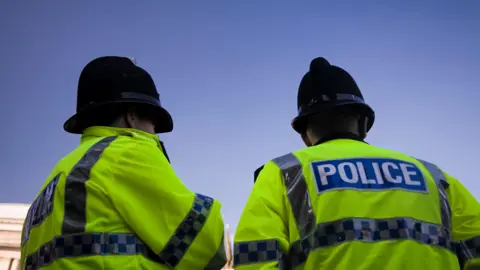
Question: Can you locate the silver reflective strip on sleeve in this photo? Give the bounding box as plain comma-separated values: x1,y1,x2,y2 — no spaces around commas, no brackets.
234,239,284,266
272,153,316,239
416,159,452,239
417,159,480,267
62,136,118,234
157,193,215,268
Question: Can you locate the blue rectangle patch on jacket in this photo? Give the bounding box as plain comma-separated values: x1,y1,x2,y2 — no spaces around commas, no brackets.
311,158,428,194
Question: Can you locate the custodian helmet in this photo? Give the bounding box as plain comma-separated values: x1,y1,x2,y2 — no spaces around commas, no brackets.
291,57,375,134
63,56,173,134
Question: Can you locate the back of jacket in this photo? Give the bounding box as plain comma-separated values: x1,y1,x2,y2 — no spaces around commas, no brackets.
20,126,226,270
234,139,480,269
293,139,458,269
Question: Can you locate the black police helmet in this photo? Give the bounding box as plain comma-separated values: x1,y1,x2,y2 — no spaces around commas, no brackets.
63,56,173,134
291,57,375,134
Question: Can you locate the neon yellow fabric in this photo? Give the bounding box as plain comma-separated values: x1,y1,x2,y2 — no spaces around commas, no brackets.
234,139,470,270
446,173,480,269
234,160,291,270
20,126,225,269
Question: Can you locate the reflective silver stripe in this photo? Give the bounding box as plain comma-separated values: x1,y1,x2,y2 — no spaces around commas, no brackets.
234,239,284,266
24,232,152,269
417,159,452,238
272,153,316,239
289,217,454,267
205,233,228,270
158,193,215,268
418,160,480,268
120,92,161,106
62,136,118,234
417,160,480,268
333,93,365,103
298,94,365,114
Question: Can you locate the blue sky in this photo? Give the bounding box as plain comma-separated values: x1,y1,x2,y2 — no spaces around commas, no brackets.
1,2,479,234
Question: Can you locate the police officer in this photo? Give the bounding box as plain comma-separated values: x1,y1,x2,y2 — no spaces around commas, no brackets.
20,56,227,269
234,57,480,269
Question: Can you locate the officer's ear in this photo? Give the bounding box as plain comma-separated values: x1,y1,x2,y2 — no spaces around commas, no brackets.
123,107,138,128
126,107,138,119
123,107,135,128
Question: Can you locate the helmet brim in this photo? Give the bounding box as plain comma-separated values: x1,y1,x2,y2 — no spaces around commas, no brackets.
63,100,173,134
291,102,375,134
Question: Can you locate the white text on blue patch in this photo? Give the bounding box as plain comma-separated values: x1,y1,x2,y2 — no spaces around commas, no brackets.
311,158,427,194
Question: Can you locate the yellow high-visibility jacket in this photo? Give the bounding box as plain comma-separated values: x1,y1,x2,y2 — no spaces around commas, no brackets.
20,126,226,269
234,139,480,270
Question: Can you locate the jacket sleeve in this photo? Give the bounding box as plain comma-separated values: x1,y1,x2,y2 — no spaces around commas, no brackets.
446,173,480,270
20,224,26,269
234,161,290,269
106,139,227,269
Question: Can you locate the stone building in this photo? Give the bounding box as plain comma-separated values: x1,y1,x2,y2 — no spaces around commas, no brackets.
0,203,29,270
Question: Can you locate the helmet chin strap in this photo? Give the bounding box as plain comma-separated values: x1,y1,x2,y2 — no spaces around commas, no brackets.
358,116,368,139
159,141,171,163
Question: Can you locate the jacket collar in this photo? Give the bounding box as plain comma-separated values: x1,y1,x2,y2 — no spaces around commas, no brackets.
313,131,366,146
82,126,162,148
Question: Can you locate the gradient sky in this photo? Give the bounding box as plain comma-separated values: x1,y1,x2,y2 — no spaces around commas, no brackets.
1,2,479,234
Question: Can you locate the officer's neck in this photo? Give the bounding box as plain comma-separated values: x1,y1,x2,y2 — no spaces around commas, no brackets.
313,131,365,146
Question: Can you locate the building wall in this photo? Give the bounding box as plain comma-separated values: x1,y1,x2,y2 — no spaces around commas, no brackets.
0,203,29,270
